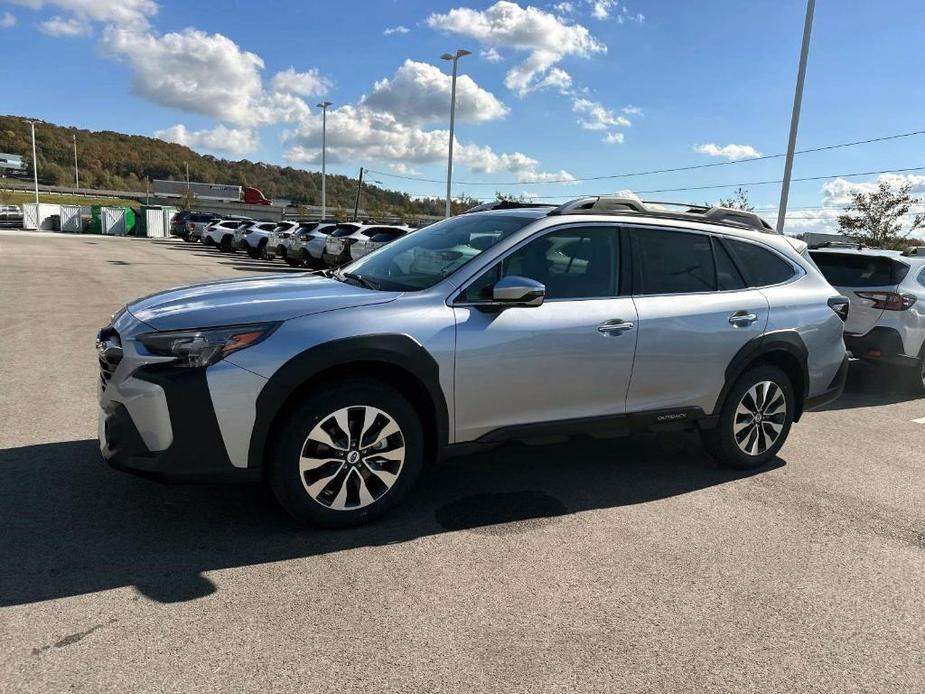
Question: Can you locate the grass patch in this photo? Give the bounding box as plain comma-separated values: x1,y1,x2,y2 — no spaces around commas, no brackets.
0,191,140,208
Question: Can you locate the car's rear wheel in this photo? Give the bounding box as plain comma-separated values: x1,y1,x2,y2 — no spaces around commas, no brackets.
911,351,925,395
267,380,424,527
220,235,235,252
701,364,794,469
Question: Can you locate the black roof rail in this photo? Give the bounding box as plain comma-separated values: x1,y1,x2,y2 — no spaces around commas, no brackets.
463,200,558,214
547,196,776,233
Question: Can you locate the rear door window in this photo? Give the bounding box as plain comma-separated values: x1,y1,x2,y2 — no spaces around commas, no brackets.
632,228,715,295
809,252,907,287
713,239,747,291
725,239,796,287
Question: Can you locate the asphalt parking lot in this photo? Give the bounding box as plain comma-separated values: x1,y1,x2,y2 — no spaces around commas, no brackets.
0,230,923,693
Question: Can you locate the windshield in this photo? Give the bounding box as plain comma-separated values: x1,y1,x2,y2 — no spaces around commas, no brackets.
341,213,536,291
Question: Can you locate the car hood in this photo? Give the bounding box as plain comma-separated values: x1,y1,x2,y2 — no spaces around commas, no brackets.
126,273,399,331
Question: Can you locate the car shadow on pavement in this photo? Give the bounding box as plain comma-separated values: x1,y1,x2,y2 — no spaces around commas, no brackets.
817,361,922,411
0,434,782,607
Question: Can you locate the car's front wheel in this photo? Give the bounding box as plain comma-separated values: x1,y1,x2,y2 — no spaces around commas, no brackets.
267,380,425,527
701,364,794,469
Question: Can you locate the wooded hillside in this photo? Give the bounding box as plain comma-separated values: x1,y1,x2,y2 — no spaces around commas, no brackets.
0,115,474,216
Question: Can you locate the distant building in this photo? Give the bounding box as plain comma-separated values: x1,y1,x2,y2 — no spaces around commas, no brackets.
0,152,26,176
804,231,852,248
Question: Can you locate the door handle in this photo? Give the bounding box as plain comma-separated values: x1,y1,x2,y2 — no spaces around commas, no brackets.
598,319,634,335
728,311,758,327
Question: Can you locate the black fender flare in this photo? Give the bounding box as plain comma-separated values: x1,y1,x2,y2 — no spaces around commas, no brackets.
247,334,449,469
713,330,810,419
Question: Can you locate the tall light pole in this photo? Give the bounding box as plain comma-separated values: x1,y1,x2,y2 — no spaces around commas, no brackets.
73,134,79,189
776,0,816,233
441,49,471,218
316,101,332,220
28,120,39,205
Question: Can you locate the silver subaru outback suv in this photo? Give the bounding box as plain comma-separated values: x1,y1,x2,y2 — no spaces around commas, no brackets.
97,197,849,526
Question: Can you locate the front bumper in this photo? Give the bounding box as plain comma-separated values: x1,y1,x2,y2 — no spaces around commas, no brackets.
844,327,919,367
100,363,259,483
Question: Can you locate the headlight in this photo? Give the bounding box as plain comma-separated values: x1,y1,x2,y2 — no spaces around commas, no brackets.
137,323,279,368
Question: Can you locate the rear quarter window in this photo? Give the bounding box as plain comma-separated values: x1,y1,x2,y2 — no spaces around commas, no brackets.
809,252,908,287
725,239,796,287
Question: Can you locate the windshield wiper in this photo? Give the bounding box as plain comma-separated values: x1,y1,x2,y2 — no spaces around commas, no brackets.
339,271,380,290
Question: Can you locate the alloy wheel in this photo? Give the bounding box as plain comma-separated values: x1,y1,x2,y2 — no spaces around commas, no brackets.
734,381,787,456
298,405,405,510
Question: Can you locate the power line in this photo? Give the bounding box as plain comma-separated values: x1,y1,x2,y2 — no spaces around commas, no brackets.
364,128,925,187
415,165,925,201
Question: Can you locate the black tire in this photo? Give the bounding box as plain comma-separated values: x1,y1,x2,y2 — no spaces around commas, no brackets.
910,352,925,395
267,379,425,527
246,245,259,259
285,258,301,267
701,364,794,469
257,240,269,259
182,235,194,243
219,235,235,252
276,246,287,261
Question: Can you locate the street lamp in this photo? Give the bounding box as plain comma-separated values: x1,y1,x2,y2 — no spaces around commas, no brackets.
776,0,816,233
73,134,79,189
27,120,39,205
316,101,332,220
440,49,471,218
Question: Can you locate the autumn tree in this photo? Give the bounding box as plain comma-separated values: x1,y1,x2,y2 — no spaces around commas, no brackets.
837,181,924,249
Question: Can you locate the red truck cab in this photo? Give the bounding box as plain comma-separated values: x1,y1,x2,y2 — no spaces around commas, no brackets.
243,187,271,205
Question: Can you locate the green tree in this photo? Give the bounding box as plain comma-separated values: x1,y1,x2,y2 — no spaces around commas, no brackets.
837,181,924,249
712,187,754,211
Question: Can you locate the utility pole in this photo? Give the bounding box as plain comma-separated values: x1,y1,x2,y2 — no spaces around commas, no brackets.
29,121,39,205
316,101,332,220
353,167,364,222
776,0,816,233
440,49,471,218
72,134,79,189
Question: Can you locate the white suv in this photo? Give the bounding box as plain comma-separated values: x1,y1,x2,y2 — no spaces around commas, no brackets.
99,197,849,526
810,245,925,390
203,219,251,250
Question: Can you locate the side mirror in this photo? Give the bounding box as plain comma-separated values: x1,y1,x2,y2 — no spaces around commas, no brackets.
491,275,545,307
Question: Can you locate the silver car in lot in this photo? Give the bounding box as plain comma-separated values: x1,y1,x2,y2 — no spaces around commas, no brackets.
98,197,849,526
349,225,415,262
810,245,925,390
284,221,339,267
265,221,300,260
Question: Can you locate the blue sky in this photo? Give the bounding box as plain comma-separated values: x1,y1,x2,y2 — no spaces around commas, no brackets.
2,0,924,233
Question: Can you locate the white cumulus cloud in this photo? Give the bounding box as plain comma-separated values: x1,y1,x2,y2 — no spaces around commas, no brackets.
603,132,624,144
101,26,311,127
154,124,257,156
11,0,158,27
38,14,89,36
361,59,509,125
383,25,409,35
283,102,570,183
572,97,631,130
270,67,331,98
0,11,16,27
694,143,762,160
427,1,606,96
480,47,503,63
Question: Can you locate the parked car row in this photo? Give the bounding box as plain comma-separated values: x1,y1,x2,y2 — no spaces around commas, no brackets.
171,211,416,269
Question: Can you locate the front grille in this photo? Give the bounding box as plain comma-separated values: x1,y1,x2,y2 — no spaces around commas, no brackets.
97,327,123,392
